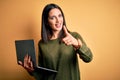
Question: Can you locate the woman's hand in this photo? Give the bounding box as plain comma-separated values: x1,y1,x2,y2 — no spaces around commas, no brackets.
62,26,82,49
18,54,34,72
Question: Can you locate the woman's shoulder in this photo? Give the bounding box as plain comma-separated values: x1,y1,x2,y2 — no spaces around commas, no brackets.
69,31,80,37
70,31,79,34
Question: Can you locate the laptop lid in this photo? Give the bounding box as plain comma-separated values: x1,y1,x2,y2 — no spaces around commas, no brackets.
15,39,37,67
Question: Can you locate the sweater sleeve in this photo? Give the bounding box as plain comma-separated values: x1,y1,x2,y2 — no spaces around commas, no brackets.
71,32,93,63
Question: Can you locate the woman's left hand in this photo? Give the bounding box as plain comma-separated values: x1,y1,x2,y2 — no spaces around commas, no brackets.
18,54,34,72
62,26,82,48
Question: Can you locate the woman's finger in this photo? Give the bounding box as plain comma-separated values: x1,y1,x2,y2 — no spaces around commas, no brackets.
24,54,28,67
28,55,31,64
62,36,69,42
30,61,33,68
18,61,23,66
63,25,69,36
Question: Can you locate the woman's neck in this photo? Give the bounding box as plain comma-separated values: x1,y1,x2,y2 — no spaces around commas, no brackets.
51,31,60,40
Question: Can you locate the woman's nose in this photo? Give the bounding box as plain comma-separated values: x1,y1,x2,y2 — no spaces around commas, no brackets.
56,17,60,23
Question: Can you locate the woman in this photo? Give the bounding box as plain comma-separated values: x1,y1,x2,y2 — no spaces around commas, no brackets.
19,3,93,80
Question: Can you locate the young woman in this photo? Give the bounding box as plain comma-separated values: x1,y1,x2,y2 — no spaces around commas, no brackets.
19,3,93,80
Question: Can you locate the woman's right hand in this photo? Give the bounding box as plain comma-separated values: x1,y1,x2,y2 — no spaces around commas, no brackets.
18,54,34,72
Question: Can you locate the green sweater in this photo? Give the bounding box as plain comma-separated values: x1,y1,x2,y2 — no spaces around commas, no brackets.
32,32,93,80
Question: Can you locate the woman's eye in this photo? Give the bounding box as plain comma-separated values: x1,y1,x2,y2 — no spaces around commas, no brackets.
59,14,63,18
49,16,55,20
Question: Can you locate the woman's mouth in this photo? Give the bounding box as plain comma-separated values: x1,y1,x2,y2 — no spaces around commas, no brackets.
55,23,62,28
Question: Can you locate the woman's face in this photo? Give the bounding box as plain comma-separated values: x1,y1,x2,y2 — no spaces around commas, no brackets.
48,8,63,32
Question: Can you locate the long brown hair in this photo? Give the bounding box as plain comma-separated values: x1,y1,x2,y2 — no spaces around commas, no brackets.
41,3,69,43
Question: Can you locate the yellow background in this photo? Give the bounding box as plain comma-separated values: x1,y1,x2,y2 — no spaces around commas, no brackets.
0,0,120,80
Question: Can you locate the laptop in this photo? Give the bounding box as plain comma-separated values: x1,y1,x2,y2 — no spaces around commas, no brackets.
15,39,57,73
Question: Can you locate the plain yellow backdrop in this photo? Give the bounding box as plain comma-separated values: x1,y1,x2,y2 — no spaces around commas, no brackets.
0,0,120,80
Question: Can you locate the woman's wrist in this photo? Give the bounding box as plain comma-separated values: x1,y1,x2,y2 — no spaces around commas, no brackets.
73,39,81,49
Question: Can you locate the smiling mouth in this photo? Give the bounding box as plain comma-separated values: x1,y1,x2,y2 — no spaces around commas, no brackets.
55,23,62,28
